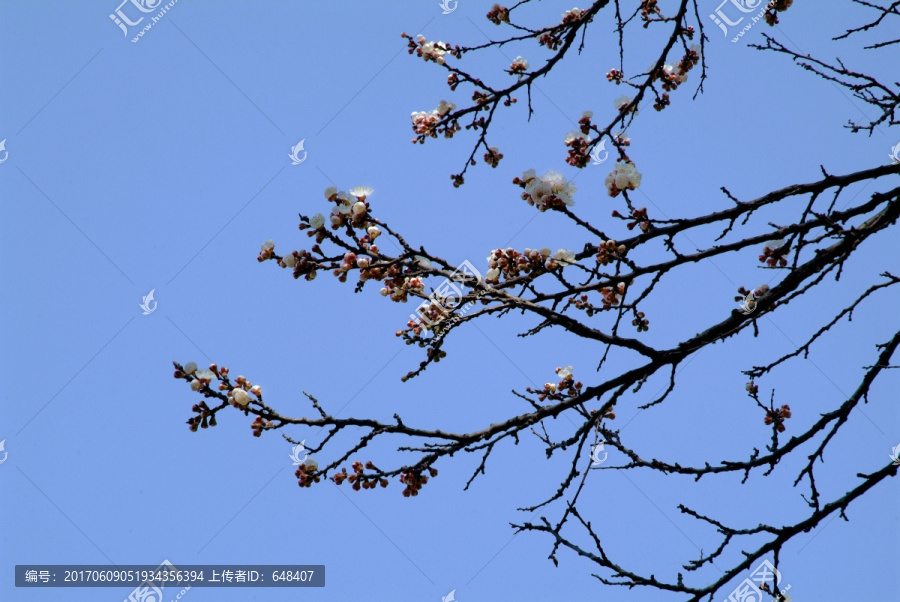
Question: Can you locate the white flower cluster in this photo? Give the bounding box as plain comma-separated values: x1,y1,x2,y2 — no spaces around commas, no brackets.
604,161,642,197
562,7,584,20
517,169,576,211
411,100,456,135
416,35,448,64
324,186,372,227
565,130,589,144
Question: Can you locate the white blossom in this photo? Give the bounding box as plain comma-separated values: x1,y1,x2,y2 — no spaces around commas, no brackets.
367,225,381,239
349,186,373,200
486,267,501,282
195,369,214,381
558,365,573,379
232,388,251,408
614,95,638,114
183,362,197,375
309,213,325,229
261,239,274,252
604,161,642,196
324,186,337,199
250,385,262,397
303,457,319,471
190,379,202,391
352,201,367,215
522,170,577,211
436,100,456,116
420,40,447,64
565,130,589,144
283,254,297,268
554,249,576,264
511,56,529,70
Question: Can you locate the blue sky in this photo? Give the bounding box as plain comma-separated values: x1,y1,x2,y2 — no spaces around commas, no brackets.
1,1,897,600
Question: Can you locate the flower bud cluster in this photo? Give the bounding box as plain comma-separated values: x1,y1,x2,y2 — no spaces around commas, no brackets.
596,239,627,265
764,404,792,432
411,100,459,139
527,365,584,402
486,4,510,25
759,239,790,267
334,461,391,491
400,467,437,497
485,247,550,283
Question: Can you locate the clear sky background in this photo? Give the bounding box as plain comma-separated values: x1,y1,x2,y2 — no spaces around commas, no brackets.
1,1,897,601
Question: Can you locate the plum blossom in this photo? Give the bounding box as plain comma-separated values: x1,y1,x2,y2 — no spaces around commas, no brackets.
367,225,381,240
544,248,576,270
416,36,448,64
663,62,688,84
604,161,642,197
565,130,589,144
231,388,251,408
557,365,573,379
349,186,373,200
614,95,638,114
309,213,325,229
436,100,456,116
554,249,576,264
514,169,577,211
324,186,337,200
412,105,450,136
510,56,529,75
282,253,297,268
562,7,585,21
183,361,197,375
